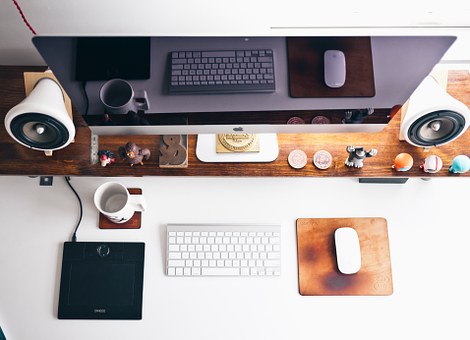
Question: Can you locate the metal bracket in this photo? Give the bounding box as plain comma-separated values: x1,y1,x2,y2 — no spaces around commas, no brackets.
90,132,99,165
39,176,53,186
359,178,409,184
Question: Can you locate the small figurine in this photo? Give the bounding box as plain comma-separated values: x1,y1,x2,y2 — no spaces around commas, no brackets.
342,108,374,124
118,141,151,166
392,153,413,172
449,155,470,174
420,155,443,173
345,145,377,168
101,113,115,126
97,150,115,167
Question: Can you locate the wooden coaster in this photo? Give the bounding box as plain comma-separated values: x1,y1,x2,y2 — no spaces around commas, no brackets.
99,188,142,229
296,217,393,296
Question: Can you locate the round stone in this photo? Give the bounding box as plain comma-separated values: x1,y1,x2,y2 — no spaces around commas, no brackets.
313,150,333,170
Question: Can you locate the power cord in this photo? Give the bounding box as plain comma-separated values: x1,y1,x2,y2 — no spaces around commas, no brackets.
11,0,37,35
80,81,90,115
64,176,83,242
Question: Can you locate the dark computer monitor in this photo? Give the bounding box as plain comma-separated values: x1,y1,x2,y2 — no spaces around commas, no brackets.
75,37,150,81
33,35,455,136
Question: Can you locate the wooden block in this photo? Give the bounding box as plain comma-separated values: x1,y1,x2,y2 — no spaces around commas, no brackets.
430,68,449,90
398,100,410,141
296,217,393,296
158,135,188,168
99,188,142,229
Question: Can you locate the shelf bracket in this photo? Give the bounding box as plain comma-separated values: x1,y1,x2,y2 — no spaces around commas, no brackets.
90,132,99,165
359,178,409,184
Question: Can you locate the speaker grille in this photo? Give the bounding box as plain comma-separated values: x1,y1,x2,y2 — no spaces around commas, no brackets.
10,112,70,150
407,110,466,147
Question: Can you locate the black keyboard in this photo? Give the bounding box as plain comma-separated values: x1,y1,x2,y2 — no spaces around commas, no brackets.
168,49,275,94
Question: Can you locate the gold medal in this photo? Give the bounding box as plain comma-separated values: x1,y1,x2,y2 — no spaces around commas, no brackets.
217,133,257,152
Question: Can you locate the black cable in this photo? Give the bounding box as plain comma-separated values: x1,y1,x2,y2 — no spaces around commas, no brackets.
64,176,83,242
80,81,89,115
11,0,37,35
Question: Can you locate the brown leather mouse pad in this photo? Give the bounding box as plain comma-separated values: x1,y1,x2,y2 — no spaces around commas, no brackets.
287,37,375,98
296,217,393,296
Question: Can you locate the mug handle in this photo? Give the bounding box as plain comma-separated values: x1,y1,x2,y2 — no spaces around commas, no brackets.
129,194,147,212
134,89,150,111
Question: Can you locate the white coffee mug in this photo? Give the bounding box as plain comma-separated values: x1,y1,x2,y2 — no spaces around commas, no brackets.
94,182,146,223
99,78,150,115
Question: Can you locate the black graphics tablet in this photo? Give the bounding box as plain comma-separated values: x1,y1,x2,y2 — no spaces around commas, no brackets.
58,242,145,320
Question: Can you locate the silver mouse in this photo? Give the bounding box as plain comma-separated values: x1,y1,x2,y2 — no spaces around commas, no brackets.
324,50,346,88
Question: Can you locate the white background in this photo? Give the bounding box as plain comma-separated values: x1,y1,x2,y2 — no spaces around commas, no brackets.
1,0,470,65
0,175,469,339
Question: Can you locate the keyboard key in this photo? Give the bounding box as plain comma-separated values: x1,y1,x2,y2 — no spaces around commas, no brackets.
264,260,281,267
168,252,181,259
168,260,185,267
169,245,179,252
268,252,280,259
202,267,240,276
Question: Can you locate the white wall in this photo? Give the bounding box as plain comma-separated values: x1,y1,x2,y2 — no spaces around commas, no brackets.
1,0,470,66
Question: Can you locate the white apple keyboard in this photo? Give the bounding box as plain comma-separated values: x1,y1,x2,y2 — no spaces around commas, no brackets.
166,223,281,276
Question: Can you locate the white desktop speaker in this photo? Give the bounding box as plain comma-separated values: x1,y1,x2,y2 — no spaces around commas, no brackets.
4,74,75,156
400,75,470,148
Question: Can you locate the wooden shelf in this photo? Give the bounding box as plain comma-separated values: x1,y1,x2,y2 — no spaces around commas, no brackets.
1,65,470,178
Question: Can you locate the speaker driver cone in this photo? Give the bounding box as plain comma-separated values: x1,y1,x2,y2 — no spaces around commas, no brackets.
407,110,465,147
10,112,70,149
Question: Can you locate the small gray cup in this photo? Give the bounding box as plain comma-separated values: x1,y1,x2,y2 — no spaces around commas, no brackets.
99,79,150,115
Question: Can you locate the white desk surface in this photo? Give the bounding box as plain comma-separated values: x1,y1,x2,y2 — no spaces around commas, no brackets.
0,175,469,340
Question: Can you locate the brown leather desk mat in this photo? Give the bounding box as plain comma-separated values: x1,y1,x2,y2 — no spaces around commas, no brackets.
287,37,375,98
296,217,393,296
99,188,142,229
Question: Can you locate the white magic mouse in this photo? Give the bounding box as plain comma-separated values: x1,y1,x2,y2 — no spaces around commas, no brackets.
324,50,346,88
334,227,361,274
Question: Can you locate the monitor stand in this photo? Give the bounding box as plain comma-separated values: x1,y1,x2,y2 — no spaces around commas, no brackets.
196,133,279,162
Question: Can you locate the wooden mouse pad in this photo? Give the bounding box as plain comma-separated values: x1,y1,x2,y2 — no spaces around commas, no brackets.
296,217,393,296
287,37,375,98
